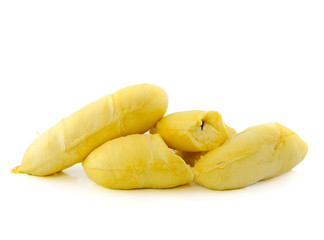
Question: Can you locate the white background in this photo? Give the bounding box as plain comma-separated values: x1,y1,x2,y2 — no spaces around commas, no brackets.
1,1,323,239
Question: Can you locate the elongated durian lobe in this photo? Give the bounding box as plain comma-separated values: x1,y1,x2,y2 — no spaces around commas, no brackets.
193,123,308,190
151,110,235,152
12,83,168,176
82,134,194,189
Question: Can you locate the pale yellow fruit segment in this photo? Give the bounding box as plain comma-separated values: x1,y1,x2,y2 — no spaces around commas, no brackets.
151,110,235,152
193,123,308,190
82,134,194,189
12,83,168,176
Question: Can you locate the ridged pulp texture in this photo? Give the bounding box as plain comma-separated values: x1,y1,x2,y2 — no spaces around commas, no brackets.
82,134,194,189
193,122,308,190
151,110,236,152
12,83,168,176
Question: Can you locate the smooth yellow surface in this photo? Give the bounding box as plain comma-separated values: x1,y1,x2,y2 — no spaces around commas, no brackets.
193,123,308,190
151,110,235,152
12,83,168,176
82,134,193,189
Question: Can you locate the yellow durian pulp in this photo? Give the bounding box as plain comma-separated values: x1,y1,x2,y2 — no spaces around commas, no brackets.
82,134,194,189
151,110,236,152
12,83,168,176
193,122,308,190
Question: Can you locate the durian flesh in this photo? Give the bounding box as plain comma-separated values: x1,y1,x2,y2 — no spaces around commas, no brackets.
12,83,168,176
193,123,308,190
82,134,194,189
151,110,235,152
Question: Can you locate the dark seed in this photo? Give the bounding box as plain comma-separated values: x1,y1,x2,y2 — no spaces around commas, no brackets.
201,121,204,130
